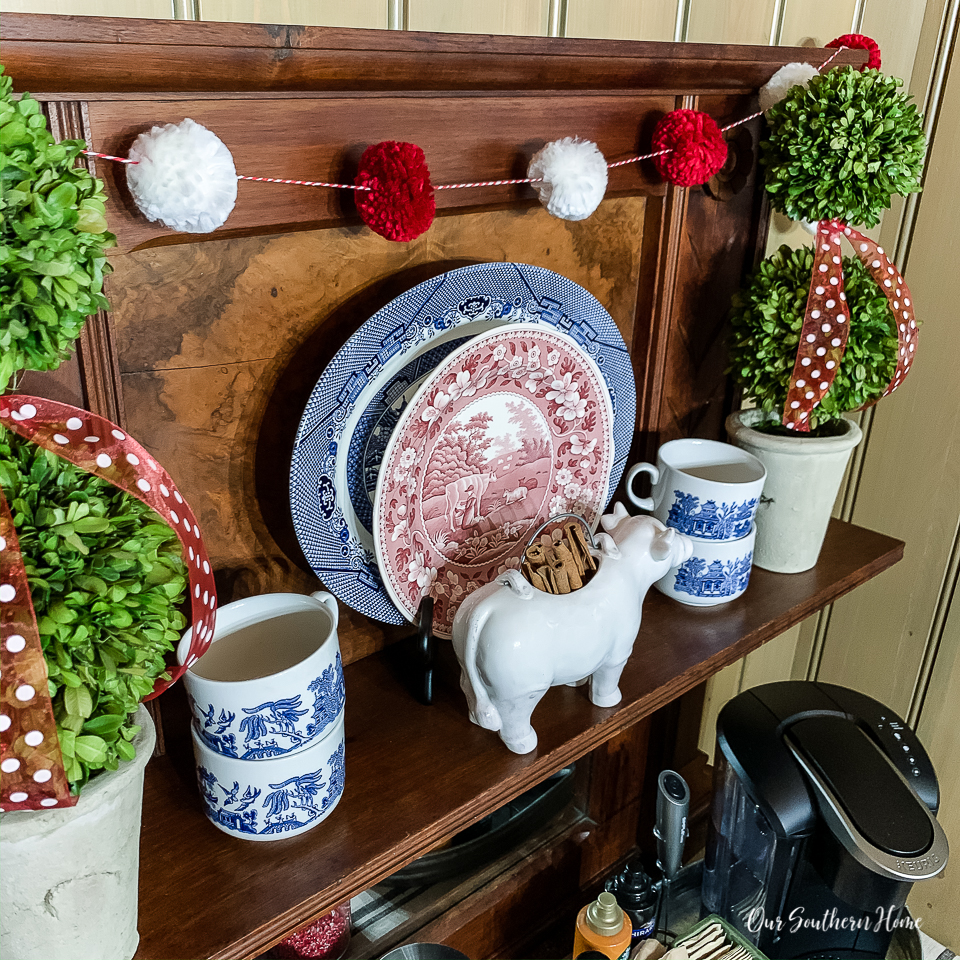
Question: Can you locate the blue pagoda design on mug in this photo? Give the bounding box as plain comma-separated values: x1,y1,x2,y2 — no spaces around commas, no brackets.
674,553,754,599
667,491,757,541
196,653,345,759
196,741,345,837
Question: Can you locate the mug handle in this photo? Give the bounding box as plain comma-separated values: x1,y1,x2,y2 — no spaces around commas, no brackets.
626,462,659,511
311,590,340,629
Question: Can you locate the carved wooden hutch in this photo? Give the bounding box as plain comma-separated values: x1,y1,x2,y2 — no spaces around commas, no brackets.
2,17,899,959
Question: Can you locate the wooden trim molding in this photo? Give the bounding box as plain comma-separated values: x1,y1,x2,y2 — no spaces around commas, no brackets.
2,13,865,95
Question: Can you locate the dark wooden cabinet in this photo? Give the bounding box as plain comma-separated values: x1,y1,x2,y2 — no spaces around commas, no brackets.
1,17,883,959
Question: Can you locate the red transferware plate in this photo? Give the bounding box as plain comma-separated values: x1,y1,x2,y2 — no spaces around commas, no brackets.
373,324,613,638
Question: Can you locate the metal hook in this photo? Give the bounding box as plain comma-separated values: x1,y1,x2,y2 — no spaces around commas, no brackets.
523,512,597,553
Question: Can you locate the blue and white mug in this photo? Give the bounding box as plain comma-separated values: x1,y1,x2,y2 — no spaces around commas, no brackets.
655,523,756,606
192,713,345,841
626,439,765,542
178,591,345,760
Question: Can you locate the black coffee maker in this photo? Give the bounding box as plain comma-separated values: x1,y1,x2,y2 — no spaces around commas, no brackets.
701,681,948,958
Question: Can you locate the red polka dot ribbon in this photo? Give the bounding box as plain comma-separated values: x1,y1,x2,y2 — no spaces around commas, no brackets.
781,221,918,431
0,494,76,810
1,396,217,811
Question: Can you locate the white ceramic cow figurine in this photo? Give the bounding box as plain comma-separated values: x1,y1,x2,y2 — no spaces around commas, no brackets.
451,503,694,754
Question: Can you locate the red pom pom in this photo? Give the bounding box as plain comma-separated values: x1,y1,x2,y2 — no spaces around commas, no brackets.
651,109,728,188
355,141,435,242
826,34,881,71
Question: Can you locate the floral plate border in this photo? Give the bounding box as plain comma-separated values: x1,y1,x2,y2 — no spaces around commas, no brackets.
374,324,613,637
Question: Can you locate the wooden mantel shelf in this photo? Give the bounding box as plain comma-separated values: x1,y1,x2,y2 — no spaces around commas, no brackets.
135,518,903,960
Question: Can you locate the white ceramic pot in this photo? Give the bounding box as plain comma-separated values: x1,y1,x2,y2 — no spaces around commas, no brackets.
191,713,345,841
178,591,344,760
0,705,155,960
655,524,756,606
725,409,863,574
625,438,765,541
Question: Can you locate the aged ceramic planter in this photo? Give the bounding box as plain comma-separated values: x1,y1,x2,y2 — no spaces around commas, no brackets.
0,705,155,960
725,409,862,573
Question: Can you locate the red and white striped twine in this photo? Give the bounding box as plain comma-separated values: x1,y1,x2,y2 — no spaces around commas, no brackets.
81,47,848,193
817,46,847,71
607,147,671,169
237,174,371,190
84,151,138,164
435,177,543,190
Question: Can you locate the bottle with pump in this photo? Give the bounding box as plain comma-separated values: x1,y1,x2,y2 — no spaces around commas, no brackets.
572,891,632,960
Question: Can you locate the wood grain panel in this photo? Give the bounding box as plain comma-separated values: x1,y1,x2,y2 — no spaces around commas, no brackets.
565,0,678,41
686,0,778,44
82,96,670,252
407,0,549,36
656,99,767,445
578,721,650,885
107,200,647,660
198,0,387,28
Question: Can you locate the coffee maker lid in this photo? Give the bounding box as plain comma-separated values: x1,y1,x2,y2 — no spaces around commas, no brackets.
783,712,948,881
716,681,944,870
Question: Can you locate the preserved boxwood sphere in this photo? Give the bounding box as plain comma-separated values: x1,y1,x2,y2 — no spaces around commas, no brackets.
728,245,899,430
761,66,925,228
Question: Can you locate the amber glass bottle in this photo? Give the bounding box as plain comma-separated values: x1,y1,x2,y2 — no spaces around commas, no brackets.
572,891,632,960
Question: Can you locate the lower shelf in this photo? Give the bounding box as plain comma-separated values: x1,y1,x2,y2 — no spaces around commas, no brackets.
343,802,587,960
135,518,903,960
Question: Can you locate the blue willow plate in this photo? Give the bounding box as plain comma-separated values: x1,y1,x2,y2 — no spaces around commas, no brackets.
289,262,636,624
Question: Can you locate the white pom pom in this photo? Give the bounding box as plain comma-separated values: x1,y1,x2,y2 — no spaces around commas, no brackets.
759,62,819,113
527,137,608,222
126,118,238,233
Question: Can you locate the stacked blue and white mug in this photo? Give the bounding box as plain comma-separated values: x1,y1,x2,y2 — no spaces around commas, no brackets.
177,591,346,841
626,439,765,606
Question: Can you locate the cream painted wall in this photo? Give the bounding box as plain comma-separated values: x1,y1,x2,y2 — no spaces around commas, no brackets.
565,0,678,41
0,0,171,13
197,0,387,28
3,0,957,943
912,572,960,939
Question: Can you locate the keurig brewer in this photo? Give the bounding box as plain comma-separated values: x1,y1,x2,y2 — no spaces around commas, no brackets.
702,681,948,959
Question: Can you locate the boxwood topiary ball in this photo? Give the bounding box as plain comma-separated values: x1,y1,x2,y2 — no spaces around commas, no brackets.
0,428,187,791
728,244,899,429
0,67,115,392
761,66,925,228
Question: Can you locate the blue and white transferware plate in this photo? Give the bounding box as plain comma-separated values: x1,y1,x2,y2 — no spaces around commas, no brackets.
290,262,636,623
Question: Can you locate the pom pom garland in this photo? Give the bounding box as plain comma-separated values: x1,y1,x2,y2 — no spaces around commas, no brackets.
354,141,435,242
651,109,728,188
527,137,608,221
90,36,904,241
827,34,881,71
126,118,237,234
759,62,819,113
